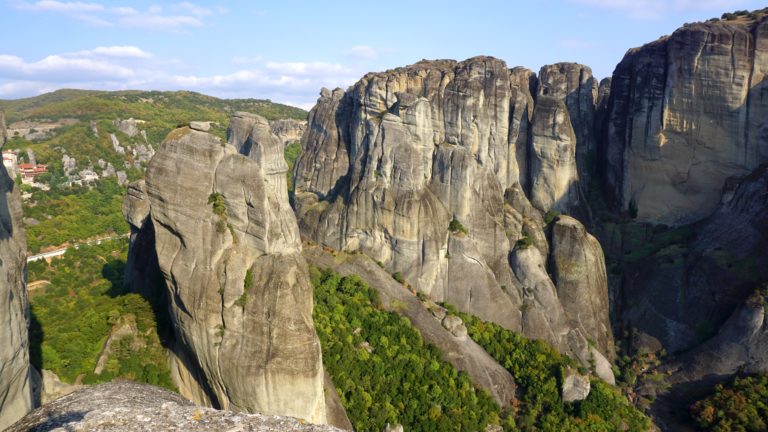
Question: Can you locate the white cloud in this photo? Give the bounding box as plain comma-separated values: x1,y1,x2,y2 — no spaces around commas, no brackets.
175,2,212,17
118,13,203,30
0,54,135,81
19,1,105,12
14,0,219,32
0,48,360,108
71,46,153,59
569,0,752,19
345,45,379,60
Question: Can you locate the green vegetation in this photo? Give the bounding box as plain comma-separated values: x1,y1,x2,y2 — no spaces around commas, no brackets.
544,210,561,225
690,373,768,431
312,268,501,432
515,236,533,249
236,268,254,308
392,271,406,285
0,89,306,124
208,192,228,234
448,217,468,235
284,141,302,192
23,178,129,253
447,305,651,431
27,238,174,389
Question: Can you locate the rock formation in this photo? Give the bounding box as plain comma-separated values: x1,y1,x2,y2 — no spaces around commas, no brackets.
0,110,34,429
621,163,768,353
293,57,614,377
603,15,768,225
9,381,343,432
270,119,307,144
124,117,327,423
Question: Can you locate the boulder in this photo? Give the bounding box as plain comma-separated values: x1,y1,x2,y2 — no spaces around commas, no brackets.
9,381,343,432
562,371,591,403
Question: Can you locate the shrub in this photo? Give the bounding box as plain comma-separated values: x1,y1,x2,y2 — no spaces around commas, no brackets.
448,217,468,234
544,210,561,225
516,236,533,249
392,271,405,285
690,373,768,431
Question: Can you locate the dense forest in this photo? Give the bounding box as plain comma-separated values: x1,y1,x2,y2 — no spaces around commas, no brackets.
27,239,174,390
447,306,651,431
690,373,768,431
311,268,501,431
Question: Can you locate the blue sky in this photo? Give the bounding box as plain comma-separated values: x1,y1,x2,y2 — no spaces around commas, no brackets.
0,0,764,108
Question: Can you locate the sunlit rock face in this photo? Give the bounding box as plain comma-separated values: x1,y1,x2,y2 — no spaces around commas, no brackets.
124,116,326,424
603,17,768,225
293,57,613,378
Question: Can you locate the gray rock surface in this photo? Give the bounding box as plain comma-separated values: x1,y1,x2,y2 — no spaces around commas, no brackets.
125,117,327,423
549,215,613,357
189,121,212,132
293,58,613,374
0,116,34,429
270,119,307,144
561,372,591,403
9,381,343,432
604,16,768,225
114,118,143,138
38,369,82,405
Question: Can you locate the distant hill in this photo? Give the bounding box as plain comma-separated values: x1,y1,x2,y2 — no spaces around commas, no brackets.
0,89,307,124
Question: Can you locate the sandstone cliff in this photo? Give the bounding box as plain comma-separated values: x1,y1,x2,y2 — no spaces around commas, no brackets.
293,57,614,376
9,381,343,432
0,110,34,430
603,14,768,225
124,116,327,423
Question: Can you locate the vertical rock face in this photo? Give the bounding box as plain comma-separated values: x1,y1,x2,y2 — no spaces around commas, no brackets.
294,57,613,376
604,16,768,225
0,110,33,429
530,63,597,214
124,117,326,423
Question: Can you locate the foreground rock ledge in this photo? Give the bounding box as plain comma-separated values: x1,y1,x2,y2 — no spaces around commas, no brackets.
9,381,342,432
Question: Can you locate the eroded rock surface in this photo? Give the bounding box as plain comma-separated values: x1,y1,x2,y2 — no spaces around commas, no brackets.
604,16,768,225
270,119,307,144
293,57,613,374
124,115,326,423
9,381,342,432
0,110,33,430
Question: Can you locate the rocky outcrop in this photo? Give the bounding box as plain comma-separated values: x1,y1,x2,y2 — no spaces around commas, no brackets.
270,119,307,144
549,215,613,357
9,381,343,432
293,57,613,376
0,111,34,430
124,114,327,423
603,15,768,225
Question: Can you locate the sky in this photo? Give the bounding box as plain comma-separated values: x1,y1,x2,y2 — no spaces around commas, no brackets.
0,0,765,109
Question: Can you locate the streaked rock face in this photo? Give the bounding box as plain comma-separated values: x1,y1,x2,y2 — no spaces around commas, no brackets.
124,117,326,423
293,57,613,377
0,111,33,430
604,17,768,225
